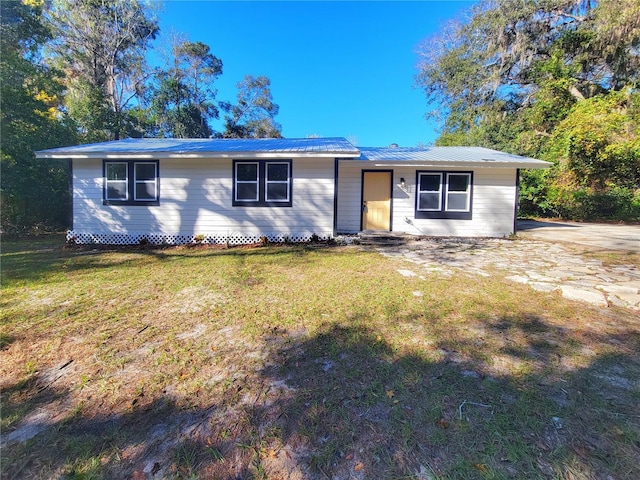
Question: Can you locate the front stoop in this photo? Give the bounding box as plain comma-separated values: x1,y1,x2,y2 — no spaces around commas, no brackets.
358,231,411,246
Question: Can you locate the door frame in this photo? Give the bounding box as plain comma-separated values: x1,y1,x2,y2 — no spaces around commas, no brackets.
360,169,393,231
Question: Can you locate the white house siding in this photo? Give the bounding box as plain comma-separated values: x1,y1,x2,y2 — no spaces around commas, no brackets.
337,161,518,237
70,157,336,244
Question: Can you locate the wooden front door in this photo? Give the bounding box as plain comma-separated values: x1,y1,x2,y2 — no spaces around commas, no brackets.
362,171,391,231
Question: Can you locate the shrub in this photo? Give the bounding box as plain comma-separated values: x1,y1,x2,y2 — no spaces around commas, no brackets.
548,185,639,221
193,234,206,244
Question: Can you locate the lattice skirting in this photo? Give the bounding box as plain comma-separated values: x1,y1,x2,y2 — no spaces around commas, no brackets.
66,230,333,245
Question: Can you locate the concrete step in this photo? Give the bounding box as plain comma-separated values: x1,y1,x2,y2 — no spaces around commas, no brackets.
358,231,410,246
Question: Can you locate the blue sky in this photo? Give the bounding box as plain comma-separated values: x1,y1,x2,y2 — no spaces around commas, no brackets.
155,1,474,147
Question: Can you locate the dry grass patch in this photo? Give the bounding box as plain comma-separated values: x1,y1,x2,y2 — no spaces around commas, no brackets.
1,236,639,479
582,250,640,269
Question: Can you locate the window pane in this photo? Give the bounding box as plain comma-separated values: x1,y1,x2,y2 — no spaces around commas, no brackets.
419,174,441,192
447,193,468,211
135,163,156,181
267,163,289,181
448,174,469,192
419,192,440,210
237,183,258,201
266,183,288,201
106,163,127,181
237,163,258,181
136,182,156,200
107,181,127,200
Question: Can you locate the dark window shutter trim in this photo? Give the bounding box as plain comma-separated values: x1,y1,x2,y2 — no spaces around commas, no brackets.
103,160,159,206
414,170,473,220
233,159,293,207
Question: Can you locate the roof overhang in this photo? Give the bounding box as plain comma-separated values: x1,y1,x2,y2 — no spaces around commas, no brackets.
364,160,551,169
353,146,552,169
34,139,551,168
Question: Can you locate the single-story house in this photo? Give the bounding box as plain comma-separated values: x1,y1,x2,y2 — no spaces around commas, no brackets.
35,137,550,244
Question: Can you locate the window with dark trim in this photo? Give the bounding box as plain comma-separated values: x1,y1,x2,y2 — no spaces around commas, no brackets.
415,171,472,219
233,160,292,207
103,160,159,206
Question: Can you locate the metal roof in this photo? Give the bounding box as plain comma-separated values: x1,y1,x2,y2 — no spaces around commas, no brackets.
35,137,550,168
35,137,360,159
357,146,551,168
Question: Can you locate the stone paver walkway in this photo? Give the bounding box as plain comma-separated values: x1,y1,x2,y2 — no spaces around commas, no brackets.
376,238,640,311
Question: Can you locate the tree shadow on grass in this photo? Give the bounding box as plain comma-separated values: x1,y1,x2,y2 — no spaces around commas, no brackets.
2,316,640,479
1,380,255,479
254,319,640,479
0,237,347,286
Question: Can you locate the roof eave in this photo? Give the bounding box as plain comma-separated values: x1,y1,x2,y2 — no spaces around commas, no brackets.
367,160,552,169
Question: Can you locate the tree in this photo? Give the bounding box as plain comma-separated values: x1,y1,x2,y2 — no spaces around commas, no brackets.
542,90,640,219
1,0,77,232
590,0,640,90
148,39,222,138
221,75,282,138
45,0,159,141
416,0,640,220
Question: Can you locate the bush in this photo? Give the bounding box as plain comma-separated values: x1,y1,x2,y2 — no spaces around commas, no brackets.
518,169,556,217
548,185,640,221
519,165,640,222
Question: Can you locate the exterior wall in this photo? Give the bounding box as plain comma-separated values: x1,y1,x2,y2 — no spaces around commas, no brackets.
337,161,518,237
70,157,336,244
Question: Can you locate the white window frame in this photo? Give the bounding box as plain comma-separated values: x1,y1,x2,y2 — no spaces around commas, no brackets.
105,162,129,201
417,172,443,212
134,162,158,201
265,162,291,202
444,173,471,212
235,162,260,202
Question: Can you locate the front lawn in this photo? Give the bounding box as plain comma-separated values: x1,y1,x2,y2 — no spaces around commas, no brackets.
1,236,639,479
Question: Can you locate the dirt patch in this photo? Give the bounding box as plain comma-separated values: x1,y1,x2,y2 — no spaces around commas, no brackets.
170,287,227,315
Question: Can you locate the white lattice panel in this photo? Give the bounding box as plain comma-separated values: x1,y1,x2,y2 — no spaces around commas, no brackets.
66,231,331,245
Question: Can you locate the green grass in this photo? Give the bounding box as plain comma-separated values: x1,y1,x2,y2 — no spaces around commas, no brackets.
1,235,639,479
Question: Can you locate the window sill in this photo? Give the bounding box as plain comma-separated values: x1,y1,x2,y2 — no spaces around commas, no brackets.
232,201,292,207
415,211,472,220
103,200,160,207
